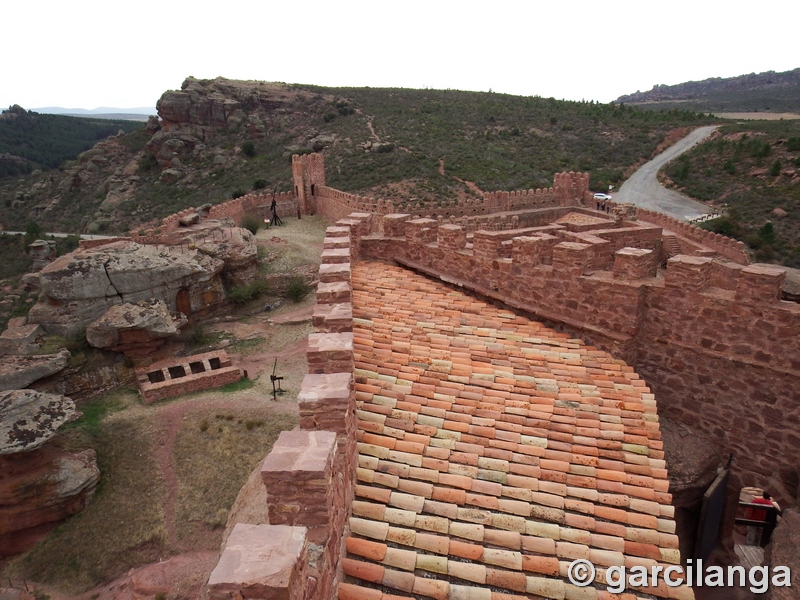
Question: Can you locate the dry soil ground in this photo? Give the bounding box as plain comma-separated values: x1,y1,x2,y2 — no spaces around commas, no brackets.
0,216,330,598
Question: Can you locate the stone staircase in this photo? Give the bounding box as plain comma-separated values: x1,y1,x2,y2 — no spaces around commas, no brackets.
663,233,683,258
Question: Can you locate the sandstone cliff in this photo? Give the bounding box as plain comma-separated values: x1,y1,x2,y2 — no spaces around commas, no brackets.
27,240,226,336
0,389,100,557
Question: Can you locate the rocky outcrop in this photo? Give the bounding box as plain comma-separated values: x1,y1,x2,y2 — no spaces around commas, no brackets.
660,417,724,561
0,349,70,391
0,389,77,453
27,240,226,337
0,322,43,355
0,389,100,557
766,508,800,600
86,299,188,357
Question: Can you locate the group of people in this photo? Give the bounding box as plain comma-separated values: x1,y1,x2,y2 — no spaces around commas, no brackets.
596,199,611,212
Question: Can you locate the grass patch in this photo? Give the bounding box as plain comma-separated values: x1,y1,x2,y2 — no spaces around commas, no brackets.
217,378,255,393
174,411,297,538
1,410,165,592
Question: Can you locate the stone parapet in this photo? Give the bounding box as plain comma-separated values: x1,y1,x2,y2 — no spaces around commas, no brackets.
319,263,351,285
298,372,354,434
307,332,354,374
261,430,337,527
664,255,713,290
206,523,308,600
313,303,353,333
614,248,657,280
736,265,785,305
383,214,411,238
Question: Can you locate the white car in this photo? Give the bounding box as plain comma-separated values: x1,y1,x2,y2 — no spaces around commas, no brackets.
593,193,612,201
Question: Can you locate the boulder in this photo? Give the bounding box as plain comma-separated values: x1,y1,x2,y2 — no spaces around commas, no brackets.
0,322,43,355
0,349,70,391
0,389,100,557
0,389,77,454
27,240,225,337
86,299,188,357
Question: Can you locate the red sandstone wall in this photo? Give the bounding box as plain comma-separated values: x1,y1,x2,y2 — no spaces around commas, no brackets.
129,191,297,240
635,207,750,265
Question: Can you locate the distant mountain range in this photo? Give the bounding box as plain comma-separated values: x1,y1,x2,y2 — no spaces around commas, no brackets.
32,107,156,121
616,68,800,113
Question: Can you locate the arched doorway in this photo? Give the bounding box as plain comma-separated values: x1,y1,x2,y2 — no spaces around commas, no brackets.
176,288,191,317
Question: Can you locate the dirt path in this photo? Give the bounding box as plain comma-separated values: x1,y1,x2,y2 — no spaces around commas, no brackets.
614,125,718,220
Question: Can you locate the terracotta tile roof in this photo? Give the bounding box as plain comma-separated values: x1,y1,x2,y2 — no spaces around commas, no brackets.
341,262,692,600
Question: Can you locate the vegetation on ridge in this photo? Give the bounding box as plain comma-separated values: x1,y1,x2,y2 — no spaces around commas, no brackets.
0,81,716,237
663,120,800,267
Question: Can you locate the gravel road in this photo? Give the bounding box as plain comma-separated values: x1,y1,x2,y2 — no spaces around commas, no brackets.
613,125,719,221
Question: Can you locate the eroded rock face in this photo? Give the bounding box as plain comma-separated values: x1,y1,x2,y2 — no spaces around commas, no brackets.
0,349,70,391
0,389,100,557
27,240,225,336
0,389,77,454
86,299,188,357
766,508,800,600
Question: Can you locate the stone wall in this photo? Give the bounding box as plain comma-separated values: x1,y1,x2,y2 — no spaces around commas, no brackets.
634,206,750,265
135,350,242,403
130,191,297,240
354,217,800,513
206,215,373,600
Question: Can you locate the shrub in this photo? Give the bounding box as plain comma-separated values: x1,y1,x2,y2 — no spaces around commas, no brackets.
240,213,261,234
723,159,736,175
232,189,246,199
241,141,256,158
750,140,770,158
770,160,782,176
252,178,268,190
137,152,158,172
228,280,269,305
787,137,800,152
285,276,311,302
188,324,210,347
324,113,337,123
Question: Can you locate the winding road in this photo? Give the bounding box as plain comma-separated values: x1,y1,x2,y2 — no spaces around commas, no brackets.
614,125,718,221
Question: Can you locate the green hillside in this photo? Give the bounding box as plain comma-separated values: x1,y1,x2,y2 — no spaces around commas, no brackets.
663,119,800,267
0,105,142,176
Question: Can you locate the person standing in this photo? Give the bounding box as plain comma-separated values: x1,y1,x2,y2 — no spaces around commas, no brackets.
270,195,283,226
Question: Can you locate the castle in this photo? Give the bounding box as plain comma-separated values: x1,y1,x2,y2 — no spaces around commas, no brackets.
142,152,797,599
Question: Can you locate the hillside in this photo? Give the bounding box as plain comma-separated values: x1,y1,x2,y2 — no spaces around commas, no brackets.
0,105,143,177
0,77,715,236
661,120,800,267
616,68,800,113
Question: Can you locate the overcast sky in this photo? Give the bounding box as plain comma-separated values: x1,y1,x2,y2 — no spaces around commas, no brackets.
4,0,798,111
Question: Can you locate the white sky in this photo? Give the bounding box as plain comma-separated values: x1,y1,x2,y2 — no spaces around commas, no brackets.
3,0,798,110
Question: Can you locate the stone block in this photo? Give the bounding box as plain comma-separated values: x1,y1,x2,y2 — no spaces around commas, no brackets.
437,224,467,251
298,372,353,432
323,236,350,250
664,255,713,290
405,219,438,244
318,262,351,284
307,332,354,374
736,265,785,305
316,281,351,305
512,234,559,267
552,242,592,276
613,248,656,280
261,430,336,526
312,303,353,334
206,523,307,600
472,231,504,258
320,247,350,265
383,214,411,238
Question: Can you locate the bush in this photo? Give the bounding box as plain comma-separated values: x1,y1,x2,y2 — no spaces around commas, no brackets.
228,280,269,305
324,113,337,123
137,152,158,172
770,160,782,176
241,141,256,158
240,213,261,234
787,137,800,152
252,178,268,190
188,324,211,347
232,189,246,199
723,159,736,175
285,276,311,302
